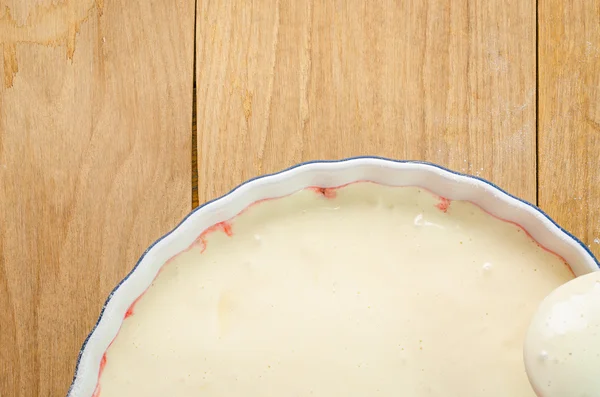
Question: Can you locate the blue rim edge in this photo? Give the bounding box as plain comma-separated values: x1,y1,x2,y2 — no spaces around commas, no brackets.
66,156,600,396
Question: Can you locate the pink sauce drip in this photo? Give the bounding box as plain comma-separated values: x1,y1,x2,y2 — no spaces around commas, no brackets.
91,353,107,397
309,186,338,199
196,221,234,253
436,196,451,212
93,182,576,394
124,295,144,319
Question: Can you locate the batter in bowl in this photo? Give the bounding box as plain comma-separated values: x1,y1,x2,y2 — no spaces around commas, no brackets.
95,183,573,396
525,270,600,397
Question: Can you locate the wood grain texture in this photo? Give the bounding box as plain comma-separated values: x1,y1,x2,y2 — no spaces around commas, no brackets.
538,0,600,259
195,0,537,204
0,0,195,395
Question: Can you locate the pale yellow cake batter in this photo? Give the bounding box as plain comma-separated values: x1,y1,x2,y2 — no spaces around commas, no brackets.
97,183,573,397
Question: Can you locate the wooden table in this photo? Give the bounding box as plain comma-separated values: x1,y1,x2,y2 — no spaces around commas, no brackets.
1,1,598,395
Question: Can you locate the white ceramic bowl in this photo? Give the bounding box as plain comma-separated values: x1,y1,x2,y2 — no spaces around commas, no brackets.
67,157,599,397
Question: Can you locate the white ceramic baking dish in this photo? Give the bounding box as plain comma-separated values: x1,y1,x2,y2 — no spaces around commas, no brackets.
66,157,599,397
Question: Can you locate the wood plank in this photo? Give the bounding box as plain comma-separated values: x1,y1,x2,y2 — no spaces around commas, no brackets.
195,0,537,204
0,1,195,395
538,0,600,259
